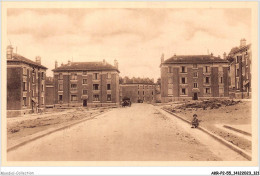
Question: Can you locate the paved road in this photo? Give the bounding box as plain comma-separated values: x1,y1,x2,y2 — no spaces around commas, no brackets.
7,104,246,161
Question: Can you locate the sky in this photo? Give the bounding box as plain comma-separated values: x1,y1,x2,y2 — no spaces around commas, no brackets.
7,8,251,80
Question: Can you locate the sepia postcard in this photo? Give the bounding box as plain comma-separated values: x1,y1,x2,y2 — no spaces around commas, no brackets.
1,1,259,169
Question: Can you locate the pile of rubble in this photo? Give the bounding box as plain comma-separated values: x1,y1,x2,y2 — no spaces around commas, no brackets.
175,99,241,111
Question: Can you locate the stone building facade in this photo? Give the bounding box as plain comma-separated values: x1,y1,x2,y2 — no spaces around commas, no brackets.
160,54,229,102
52,60,120,108
228,39,251,99
45,76,54,107
120,83,155,103
7,45,47,117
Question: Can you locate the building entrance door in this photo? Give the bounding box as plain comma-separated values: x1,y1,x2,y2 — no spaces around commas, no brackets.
193,93,198,100
83,100,87,107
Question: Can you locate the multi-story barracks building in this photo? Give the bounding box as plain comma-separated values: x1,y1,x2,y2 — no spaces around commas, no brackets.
160,54,229,102
52,59,120,108
7,45,47,117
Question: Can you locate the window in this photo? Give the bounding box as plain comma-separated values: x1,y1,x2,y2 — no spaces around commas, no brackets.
138,91,139,95
181,77,186,84
168,67,173,73
41,72,44,79
107,73,111,79
58,73,63,80
107,94,111,101
42,96,45,105
23,82,27,91
71,95,77,101
23,97,26,106
236,56,240,63
194,83,198,88
93,94,99,101
42,84,44,92
204,66,210,73
94,73,99,80
83,79,88,84
70,73,77,80
83,71,87,75
71,84,77,89
107,84,111,90
205,77,210,84
205,88,211,94
93,84,99,90
59,84,63,91
59,95,63,101
152,91,154,95
181,66,186,73
83,90,88,95
32,75,35,83
143,91,144,95
181,88,186,95
193,72,198,77
193,64,197,68
219,77,223,84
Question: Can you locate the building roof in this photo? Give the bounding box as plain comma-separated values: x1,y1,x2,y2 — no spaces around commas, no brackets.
52,61,119,72
163,55,229,64
7,53,47,69
46,76,54,85
121,83,155,85
229,44,251,55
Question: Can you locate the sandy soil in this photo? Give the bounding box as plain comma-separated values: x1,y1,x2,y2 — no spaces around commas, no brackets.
7,107,109,148
163,100,252,152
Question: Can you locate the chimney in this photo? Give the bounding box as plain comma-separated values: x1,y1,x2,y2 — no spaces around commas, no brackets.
223,52,227,59
240,38,246,47
68,60,71,66
114,59,118,69
103,59,106,64
174,53,176,56
35,56,41,64
55,60,58,69
210,53,213,57
61,62,64,66
6,45,13,60
161,53,164,63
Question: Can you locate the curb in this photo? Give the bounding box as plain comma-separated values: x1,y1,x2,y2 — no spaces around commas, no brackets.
223,125,252,137
7,110,110,152
161,108,252,161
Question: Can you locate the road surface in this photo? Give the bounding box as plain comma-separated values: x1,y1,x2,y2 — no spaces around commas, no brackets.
7,104,246,161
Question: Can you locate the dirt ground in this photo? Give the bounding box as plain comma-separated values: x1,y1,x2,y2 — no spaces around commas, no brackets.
163,100,252,152
8,104,226,161
7,107,110,148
